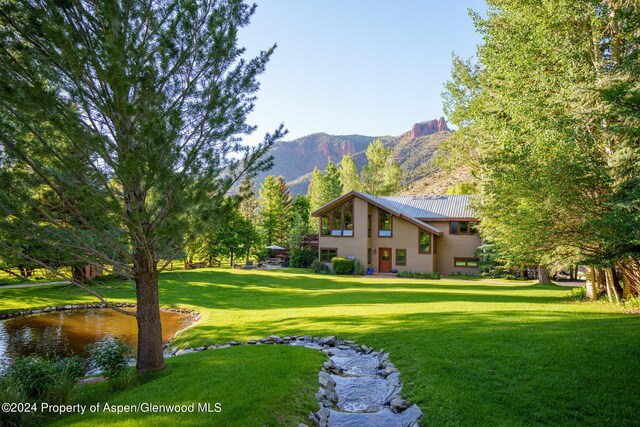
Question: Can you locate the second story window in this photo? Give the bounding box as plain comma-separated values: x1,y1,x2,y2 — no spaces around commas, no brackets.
343,201,354,236
378,209,392,237
321,215,330,236
324,200,354,237
450,221,479,235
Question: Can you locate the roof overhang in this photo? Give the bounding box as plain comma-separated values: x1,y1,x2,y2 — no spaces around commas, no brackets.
312,190,444,236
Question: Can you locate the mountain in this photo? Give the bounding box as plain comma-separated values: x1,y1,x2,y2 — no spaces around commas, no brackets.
256,118,458,195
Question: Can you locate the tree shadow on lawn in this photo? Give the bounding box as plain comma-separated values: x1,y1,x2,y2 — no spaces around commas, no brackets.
180,309,640,426
158,270,573,311
54,345,324,427
367,311,640,426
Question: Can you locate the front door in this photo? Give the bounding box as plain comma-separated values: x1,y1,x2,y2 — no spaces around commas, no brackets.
379,247,392,272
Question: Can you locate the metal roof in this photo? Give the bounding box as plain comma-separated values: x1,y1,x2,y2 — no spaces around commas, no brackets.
311,191,477,235
366,194,477,220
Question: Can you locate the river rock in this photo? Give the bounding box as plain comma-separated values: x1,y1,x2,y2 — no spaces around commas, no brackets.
400,405,422,427
331,353,380,376
324,408,404,427
319,336,337,346
389,397,410,412
319,371,336,389
333,375,397,412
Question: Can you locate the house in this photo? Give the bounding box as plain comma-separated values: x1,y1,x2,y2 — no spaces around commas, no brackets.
311,191,481,274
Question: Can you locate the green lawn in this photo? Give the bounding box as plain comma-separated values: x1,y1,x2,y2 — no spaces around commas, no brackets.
2,268,639,426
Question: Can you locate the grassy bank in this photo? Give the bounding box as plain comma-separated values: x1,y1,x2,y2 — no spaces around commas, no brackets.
1,268,638,426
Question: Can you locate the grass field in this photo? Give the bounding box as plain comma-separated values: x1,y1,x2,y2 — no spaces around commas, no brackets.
1,268,639,426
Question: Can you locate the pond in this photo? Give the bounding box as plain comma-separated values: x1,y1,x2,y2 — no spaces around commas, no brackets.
0,309,195,369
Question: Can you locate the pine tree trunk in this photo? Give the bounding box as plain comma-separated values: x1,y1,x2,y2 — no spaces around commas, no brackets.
585,266,598,300
537,265,550,284
133,251,164,373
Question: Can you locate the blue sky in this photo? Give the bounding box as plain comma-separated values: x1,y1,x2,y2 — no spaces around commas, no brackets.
239,1,487,143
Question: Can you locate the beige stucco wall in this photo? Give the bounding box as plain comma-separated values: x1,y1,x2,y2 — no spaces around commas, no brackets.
426,221,482,274
316,198,481,275
368,205,434,273
317,197,368,266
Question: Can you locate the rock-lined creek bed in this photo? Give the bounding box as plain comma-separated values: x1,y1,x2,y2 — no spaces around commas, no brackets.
1,306,421,426
168,335,423,427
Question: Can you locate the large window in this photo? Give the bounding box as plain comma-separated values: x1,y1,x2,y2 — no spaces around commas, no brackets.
378,209,392,237
321,215,330,236
450,221,479,235
343,201,354,236
320,248,338,262
418,231,431,254
454,257,479,268
396,249,407,266
325,201,354,237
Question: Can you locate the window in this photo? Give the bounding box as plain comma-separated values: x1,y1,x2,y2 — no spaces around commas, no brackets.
454,257,479,268
378,209,392,237
330,209,342,236
321,216,329,236
418,231,431,254
325,201,354,237
367,248,372,264
320,248,338,262
450,221,479,235
396,249,406,266
368,215,371,238
343,201,353,236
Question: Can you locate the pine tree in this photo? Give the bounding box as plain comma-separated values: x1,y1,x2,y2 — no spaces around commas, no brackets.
238,176,260,224
0,0,283,371
259,176,292,245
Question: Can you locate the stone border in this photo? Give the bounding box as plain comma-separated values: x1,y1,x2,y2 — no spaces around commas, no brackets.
163,335,422,427
0,303,200,321
1,308,421,426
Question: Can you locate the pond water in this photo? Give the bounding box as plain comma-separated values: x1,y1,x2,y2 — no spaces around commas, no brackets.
0,309,195,369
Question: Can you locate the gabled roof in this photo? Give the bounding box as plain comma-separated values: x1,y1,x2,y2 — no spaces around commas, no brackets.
313,191,475,236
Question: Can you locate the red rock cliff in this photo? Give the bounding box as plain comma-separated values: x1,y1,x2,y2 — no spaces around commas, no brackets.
410,117,449,138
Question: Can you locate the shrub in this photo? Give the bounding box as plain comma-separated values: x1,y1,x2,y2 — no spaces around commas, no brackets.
311,259,330,274
569,286,587,301
89,337,133,378
353,258,366,275
290,248,317,268
1,355,87,404
623,295,640,309
397,271,441,280
332,257,354,275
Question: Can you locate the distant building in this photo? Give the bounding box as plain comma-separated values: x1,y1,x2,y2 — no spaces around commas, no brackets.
311,191,481,274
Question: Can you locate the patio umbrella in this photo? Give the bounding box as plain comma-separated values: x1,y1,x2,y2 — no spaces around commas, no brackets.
264,245,285,250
